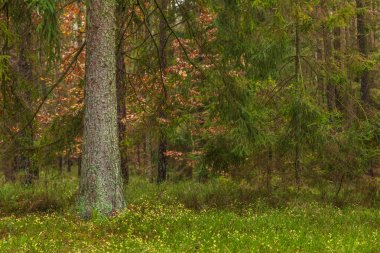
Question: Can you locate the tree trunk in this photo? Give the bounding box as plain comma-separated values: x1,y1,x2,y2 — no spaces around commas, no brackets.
17,6,38,184
145,132,153,183
77,155,82,177
66,149,72,173
266,149,273,193
157,0,169,184
345,26,356,122
58,156,63,174
157,133,167,183
137,143,141,171
333,27,345,112
322,16,337,111
67,156,72,173
315,36,324,102
116,6,129,183
294,11,301,190
79,0,125,218
356,0,370,104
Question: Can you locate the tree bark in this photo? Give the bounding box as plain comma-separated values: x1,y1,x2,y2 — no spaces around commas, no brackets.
79,0,125,218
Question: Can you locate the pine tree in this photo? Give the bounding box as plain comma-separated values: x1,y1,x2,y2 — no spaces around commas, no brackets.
79,0,125,218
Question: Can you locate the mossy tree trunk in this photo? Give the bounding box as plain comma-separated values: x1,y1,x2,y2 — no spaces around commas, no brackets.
79,0,125,218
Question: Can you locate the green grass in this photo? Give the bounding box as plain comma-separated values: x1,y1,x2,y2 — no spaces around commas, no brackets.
0,175,379,252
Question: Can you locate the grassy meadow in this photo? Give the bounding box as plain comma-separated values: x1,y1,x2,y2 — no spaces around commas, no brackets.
0,175,379,252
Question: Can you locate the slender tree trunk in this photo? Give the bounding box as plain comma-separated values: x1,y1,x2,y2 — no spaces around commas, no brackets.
356,0,370,104
58,156,63,174
266,149,273,193
316,36,324,102
322,14,337,111
333,27,345,112
67,155,72,173
136,143,141,171
157,0,169,184
116,6,129,183
66,148,72,173
17,6,38,184
294,7,302,190
77,155,82,177
79,0,125,218
157,133,167,183
145,132,153,183
345,27,356,122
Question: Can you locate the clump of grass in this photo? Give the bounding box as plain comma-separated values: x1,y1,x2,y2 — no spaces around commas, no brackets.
0,174,77,215
126,176,380,211
1,174,378,216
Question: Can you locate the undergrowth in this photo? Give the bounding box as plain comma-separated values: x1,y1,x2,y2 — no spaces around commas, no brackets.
0,174,379,252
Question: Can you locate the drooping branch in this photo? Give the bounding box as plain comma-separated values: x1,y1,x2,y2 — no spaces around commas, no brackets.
7,42,85,144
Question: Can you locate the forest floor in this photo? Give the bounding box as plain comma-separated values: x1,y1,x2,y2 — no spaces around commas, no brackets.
0,175,379,252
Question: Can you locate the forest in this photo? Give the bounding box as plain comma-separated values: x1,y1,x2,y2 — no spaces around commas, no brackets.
0,0,379,252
